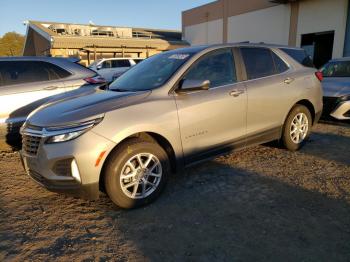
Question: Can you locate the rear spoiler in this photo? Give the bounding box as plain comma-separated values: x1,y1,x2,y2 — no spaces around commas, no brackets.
65,57,81,63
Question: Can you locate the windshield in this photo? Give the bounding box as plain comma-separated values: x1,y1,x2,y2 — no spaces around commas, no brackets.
322,61,350,77
89,60,101,68
109,51,194,91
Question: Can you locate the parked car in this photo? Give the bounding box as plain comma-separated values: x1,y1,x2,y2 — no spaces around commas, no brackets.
320,57,350,120
111,58,145,81
0,57,105,148
89,58,144,83
20,43,323,209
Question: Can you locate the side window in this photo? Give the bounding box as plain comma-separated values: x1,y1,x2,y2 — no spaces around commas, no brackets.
44,62,71,80
0,61,51,86
183,49,236,88
241,48,276,80
102,61,112,69
115,60,131,67
271,52,289,73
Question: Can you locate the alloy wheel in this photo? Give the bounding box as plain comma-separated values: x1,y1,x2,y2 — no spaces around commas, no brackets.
290,112,309,144
119,153,162,199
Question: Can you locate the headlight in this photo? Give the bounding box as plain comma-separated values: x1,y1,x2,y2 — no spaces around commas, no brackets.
45,117,103,144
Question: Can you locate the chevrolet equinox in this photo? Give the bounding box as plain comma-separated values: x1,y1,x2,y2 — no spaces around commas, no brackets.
20,44,323,209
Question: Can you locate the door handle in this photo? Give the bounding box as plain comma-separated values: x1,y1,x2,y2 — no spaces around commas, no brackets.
284,77,294,84
229,89,245,97
44,86,59,90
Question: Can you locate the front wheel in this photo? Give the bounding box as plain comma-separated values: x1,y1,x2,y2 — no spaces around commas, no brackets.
282,105,312,151
104,139,170,209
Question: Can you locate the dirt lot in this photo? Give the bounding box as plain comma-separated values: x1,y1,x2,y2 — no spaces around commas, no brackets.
0,122,349,262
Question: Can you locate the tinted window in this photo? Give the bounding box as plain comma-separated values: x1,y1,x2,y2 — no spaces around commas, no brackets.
322,61,350,77
271,52,289,73
241,48,276,80
45,62,71,79
112,60,131,68
109,51,194,91
0,61,70,86
280,48,314,68
184,49,236,88
0,61,69,86
102,60,112,69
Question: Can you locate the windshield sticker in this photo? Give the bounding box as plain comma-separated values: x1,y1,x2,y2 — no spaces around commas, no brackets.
168,54,190,60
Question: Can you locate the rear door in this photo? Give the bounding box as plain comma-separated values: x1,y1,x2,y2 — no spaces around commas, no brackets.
239,47,297,141
175,48,247,164
0,61,66,130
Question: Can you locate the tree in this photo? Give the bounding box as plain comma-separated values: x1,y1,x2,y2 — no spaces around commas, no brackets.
0,32,25,56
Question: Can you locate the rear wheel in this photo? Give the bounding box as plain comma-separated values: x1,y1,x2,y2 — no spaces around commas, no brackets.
104,138,170,209
282,105,312,151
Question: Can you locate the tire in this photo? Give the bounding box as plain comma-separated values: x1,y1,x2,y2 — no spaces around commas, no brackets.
282,105,312,151
104,138,170,209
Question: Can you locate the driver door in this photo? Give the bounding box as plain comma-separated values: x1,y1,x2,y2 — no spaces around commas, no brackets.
174,48,247,164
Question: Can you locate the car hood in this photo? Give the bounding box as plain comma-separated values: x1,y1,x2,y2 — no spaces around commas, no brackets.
322,77,350,97
27,87,151,127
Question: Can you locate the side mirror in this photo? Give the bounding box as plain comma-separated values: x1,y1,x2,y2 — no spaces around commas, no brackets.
96,64,102,70
176,79,210,94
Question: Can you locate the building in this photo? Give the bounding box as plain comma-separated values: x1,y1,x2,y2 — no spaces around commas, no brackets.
182,0,350,67
23,21,189,65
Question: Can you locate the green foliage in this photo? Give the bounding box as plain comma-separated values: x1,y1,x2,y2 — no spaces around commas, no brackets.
0,32,25,56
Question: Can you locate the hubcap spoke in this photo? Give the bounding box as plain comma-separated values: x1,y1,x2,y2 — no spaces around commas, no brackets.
290,112,309,144
120,153,162,199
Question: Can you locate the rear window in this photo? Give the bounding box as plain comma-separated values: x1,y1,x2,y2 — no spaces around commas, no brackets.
240,47,288,80
0,61,71,86
280,48,314,68
321,61,350,77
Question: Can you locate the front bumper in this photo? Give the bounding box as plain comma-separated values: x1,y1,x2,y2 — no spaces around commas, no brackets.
330,100,350,120
20,130,115,200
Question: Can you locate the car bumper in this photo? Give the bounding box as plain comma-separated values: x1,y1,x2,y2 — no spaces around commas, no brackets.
20,130,115,200
314,110,322,125
330,100,350,120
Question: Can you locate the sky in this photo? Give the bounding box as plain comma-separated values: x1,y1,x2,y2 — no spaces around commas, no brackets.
0,0,213,36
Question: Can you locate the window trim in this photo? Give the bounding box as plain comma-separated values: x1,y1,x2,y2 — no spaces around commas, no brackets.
171,47,241,94
238,47,291,82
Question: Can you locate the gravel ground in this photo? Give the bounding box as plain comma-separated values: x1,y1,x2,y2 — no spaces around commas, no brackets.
0,123,349,262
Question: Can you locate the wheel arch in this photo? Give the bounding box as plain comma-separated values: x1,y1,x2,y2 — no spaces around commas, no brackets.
99,131,178,192
295,99,316,124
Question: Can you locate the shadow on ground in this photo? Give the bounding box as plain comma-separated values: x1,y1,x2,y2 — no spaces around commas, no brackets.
0,123,349,261
101,162,350,262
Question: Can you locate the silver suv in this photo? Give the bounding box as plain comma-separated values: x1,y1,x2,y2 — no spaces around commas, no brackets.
20,44,323,209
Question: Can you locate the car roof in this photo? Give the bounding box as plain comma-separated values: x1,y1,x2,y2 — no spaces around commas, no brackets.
0,56,81,63
169,42,305,55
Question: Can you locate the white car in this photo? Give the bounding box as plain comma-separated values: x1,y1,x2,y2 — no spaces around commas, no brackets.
89,58,143,82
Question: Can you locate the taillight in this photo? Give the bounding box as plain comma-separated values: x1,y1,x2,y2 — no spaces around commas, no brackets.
84,75,106,84
315,71,323,82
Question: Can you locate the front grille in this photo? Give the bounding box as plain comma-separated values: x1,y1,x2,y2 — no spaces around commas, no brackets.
22,134,41,156
27,169,46,185
344,110,350,118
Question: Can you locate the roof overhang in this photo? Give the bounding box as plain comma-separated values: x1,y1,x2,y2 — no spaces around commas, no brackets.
28,23,52,42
